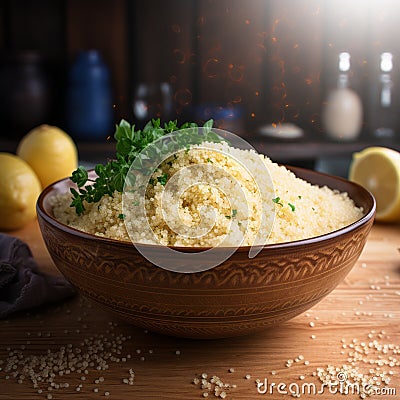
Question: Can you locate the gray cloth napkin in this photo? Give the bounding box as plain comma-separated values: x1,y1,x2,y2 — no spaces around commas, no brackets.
0,233,76,318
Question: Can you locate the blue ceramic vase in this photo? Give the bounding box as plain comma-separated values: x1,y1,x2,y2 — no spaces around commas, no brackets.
66,50,113,141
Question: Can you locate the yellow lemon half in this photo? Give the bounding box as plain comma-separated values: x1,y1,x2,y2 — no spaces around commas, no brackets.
17,124,78,189
349,146,400,222
0,153,42,230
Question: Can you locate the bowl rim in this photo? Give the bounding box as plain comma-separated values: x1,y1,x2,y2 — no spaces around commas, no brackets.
36,165,376,253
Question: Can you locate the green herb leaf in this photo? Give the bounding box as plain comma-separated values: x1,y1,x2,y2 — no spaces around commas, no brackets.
69,119,219,214
288,203,296,212
272,196,283,206
70,188,85,216
203,119,213,134
232,209,237,217
71,166,88,187
157,173,169,186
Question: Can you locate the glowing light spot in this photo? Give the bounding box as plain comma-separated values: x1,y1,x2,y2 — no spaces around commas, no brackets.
305,78,313,85
251,112,256,118
272,123,277,128
133,100,149,120
197,16,205,26
293,44,299,49
245,19,250,25
272,36,278,43
255,91,259,96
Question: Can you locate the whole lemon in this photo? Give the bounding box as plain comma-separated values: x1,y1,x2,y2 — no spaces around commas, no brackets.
349,146,400,222
17,124,78,189
0,153,42,230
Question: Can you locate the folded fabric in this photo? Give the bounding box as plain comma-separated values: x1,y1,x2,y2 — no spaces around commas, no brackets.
0,233,76,318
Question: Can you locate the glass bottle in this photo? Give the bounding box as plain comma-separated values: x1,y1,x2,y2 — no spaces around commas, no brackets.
337,51,351,88
132,82,173,128
322,52,363,141
0,51,51,139
367,52,397,141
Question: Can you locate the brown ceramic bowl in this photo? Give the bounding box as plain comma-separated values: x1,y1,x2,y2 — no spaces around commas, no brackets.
37,166,375,339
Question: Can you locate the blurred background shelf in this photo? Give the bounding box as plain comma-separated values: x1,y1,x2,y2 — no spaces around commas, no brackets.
1,0,399,177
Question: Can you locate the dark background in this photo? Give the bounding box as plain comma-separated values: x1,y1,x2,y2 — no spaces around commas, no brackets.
0,0,399,172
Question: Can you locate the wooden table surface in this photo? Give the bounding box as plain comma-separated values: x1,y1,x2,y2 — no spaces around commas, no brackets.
0,220,399,400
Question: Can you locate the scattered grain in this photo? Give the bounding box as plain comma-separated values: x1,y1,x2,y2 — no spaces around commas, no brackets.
315,331,399,398
193,373,236,398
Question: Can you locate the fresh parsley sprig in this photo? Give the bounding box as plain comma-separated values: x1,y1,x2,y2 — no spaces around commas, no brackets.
69,118,219,215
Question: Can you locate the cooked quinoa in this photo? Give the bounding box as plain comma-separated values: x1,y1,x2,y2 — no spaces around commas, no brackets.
51,142,363,246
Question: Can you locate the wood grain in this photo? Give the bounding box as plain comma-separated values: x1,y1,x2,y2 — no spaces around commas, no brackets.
0,220,399,399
